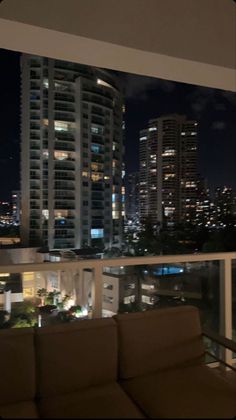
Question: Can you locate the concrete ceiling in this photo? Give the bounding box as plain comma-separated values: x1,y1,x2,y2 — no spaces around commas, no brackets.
0,0,235,90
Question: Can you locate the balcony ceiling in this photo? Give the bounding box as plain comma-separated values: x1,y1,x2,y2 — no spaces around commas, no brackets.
0,0,236,91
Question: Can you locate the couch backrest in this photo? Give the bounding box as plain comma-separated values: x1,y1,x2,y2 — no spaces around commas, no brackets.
114,305,205,379
35,317,117,398
0,327,36,405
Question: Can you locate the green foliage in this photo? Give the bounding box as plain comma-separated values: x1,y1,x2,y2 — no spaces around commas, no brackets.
0,310,11,328
104,247,122,257
0,225,19,237
10,301,37,328
130,220,236,256
69,305,82,317
45,290,61,305
118,301,146,314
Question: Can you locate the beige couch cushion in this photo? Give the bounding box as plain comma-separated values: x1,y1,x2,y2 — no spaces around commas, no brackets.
114,306,204,379
0,401,39,419
39,382,145,418
0,328,35,405
121,364,236,418
35,318,118,398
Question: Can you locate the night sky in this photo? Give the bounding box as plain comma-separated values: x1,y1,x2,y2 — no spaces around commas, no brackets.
0,48,235,201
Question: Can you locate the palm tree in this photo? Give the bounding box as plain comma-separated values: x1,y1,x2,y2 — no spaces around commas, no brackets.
37,288,47,306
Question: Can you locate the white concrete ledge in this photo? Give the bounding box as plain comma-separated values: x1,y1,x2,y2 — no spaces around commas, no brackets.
0,18,235,92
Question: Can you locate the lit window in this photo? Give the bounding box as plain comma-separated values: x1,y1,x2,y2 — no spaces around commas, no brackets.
164,173,176,180
54,121,75,132
140,136,147,141
162,149,176,157
104,282,113,290
91,144,101,153
43,79,49,88
91,162,103,171
112,193,119,203
112,160,119,168
54,151,68,160
23,272,34,281
91,228,104,238
42,209,49,220
185,181,197,188
142,284,155,290
91,124,103,135
164,207,175,216
54,210,68,219
148,127,157,131
91,173,103,181
124,295,135,304
97,78,114,89
141,295,152,304
112,211,119,219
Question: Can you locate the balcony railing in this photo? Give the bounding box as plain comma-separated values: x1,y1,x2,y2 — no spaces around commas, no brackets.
0,252,235,365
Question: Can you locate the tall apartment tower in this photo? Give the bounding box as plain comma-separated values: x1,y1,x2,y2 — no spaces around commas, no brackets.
21,54,123,249
214,187,236,224
125,172,140,222
139,114,198,227
11,190,21,225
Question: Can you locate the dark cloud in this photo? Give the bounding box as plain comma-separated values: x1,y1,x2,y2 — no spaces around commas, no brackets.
221,91,236,106
187,87,214,117
214,103,226,111
123,74,175,99
211,121,226,130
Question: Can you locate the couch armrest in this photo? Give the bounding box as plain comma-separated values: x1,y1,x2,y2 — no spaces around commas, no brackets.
202,328,236,372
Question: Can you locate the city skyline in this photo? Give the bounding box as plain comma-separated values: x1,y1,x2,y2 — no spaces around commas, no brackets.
0,48,236,202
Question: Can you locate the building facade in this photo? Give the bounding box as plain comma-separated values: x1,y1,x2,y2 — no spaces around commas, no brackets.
11,190,21,225
139,114,198,227
214,187,236,226
125,172,139,222
21,55,123,249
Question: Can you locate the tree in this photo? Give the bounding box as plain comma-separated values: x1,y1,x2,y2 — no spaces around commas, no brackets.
36,288,47,306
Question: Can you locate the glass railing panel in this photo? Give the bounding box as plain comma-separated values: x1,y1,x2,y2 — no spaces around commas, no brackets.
232,259,236,358
102,261,220,333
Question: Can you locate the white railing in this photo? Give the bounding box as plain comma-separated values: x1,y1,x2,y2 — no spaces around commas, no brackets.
0,251,235,364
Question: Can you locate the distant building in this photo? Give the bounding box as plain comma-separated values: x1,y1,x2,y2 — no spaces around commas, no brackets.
139,114,198,227
0,201,12,225
125,172,139,222
11,190,21,225
195,177,212,226
20,54,124,250
214,187,236,225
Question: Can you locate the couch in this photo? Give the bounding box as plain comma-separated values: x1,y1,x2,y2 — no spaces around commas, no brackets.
0,305,235,418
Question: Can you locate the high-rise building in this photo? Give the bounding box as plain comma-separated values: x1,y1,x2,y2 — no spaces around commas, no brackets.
0,201,12,226
11,190,21,225
195,177,211,226
139,114,198,227
125,172,140,222
214,186,236,225
21,55,123,249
